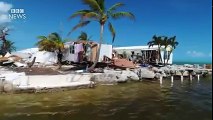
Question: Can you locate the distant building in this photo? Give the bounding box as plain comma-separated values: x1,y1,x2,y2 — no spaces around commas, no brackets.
113,45,173,64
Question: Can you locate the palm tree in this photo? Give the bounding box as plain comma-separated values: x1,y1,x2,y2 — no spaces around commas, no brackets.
78,31,92,41
36,32,65,68
0,27,9,55
162,36,169,65
69,0,135,70
0,40,16,53
147,35,164,63
166,36,178,64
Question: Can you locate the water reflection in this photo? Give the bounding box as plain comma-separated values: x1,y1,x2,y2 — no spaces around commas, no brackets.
0,76,212,120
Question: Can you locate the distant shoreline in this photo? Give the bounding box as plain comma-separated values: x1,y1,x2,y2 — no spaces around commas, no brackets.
173,61,212,65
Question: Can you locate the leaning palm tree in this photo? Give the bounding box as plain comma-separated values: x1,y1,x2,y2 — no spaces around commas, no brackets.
69,0,135,70
147,35,164,63
36,32,65,68
78,31,92,41
167,36,178,64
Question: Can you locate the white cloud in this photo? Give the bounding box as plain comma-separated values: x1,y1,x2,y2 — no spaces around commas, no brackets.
0,2,12,23
186,51,206,57
0,14,11,23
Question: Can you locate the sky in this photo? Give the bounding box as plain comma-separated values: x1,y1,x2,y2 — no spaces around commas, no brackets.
0,0,212,63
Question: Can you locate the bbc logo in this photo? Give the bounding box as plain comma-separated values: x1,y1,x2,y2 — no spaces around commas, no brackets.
10,9,25,14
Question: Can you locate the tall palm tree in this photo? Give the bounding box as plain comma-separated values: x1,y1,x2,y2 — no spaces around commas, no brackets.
147,35,164,63
36,32,65,68
78,31,92,41
167,36,178,64
69,0,135,70
0,40,16,53
162,36,169,65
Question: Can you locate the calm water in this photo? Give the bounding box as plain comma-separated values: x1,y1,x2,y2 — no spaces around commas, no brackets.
0,76,212,120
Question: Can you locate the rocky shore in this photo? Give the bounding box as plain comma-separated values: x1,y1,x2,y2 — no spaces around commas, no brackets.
0,64,212,93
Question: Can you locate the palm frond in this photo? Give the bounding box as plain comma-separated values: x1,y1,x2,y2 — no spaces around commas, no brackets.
147,41,154,48
2,40,16,53
78,31,88,40
111,12,135,20
37,36,47,40
84,12,100,20
49,32,62,42
82,0,102,13
96,0,105,12
108,3,124,13
68,21,91,36
108,22,116,43
69,10,91,19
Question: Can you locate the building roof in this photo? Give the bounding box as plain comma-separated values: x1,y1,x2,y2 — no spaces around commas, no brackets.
114,45,159,51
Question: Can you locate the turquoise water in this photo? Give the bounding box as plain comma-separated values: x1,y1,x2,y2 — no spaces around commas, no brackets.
0,76,212,120
173,61,212,65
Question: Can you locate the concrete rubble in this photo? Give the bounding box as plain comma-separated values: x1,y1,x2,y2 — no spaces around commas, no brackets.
92,69,139,84
0,62,212,93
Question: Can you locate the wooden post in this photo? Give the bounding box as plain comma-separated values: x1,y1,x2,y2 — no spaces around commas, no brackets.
170,70,175,86
171,76,174,84
195,70,202,83
197,74,200,82
160,76,163,85
187,70,193,82
179,70,185,83
181,76,184,83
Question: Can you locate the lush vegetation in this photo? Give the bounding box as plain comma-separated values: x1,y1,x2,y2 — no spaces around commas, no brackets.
78,31,92,41
148,35,179,65
36,32,66,68
0,27,16,55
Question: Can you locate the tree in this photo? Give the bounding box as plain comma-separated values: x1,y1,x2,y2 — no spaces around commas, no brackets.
162,36,169,65
36,32,65,68
0,27,10,55
78,31,92,41
147,35,164,64
69,0,135,71
167,36,178,64
0,40,16,53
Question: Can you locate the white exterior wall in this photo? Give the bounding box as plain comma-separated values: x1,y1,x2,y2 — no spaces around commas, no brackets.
98,44,112,62
63,44,112,62
160,51,173,64
16,48,58,65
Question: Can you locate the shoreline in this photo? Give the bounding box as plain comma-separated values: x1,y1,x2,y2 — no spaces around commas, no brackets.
0,64,212,93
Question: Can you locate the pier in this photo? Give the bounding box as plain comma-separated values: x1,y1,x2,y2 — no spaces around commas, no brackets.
158,67,212,86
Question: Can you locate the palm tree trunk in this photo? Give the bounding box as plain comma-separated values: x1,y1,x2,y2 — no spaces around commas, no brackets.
158,46,162,63
57,50,63,69
88,24,104,71
166,51,172,64
1,40,7,56
163,51,166,66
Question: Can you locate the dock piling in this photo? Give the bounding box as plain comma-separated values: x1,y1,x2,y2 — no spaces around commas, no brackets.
179,70,185,83
171,76,174,83
181,76,184,83
160,76,163,85
197,74,200,82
